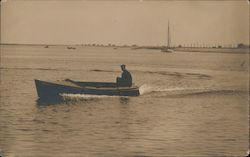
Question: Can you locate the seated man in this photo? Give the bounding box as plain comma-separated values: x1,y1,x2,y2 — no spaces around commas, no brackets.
116,64,132,87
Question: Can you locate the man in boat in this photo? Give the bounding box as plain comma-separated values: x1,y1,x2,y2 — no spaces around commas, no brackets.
116,64,132,87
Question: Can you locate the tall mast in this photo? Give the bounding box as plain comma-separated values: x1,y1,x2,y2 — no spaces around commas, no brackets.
167,20,171,48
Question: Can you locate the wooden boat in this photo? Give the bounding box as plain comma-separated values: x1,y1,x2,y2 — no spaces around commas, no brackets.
35,79,140,100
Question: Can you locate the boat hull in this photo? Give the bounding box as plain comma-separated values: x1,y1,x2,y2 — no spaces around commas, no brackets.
161,48,174,53
35,79,140,100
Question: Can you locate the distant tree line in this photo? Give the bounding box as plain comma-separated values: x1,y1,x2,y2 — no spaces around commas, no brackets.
176,43,249,49
77,43,249,49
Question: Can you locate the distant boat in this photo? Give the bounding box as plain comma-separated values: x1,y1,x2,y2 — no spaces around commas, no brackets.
67,46,76,50
162,21,174,53
35,79,140,101
44,45,49,48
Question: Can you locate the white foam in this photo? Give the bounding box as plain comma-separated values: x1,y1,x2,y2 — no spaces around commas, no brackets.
60,93,126,101
139,84,210,95
139,84,189,95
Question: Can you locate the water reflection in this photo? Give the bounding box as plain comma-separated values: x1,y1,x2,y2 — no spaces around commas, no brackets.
119,97,130,105
36,97,64,106
37,96,131,106
32,96,136,156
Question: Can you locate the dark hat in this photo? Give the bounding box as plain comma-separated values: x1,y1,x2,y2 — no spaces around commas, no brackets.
120,64,126,68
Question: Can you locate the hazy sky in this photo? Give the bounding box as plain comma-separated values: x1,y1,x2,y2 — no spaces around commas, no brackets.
1,0,249,46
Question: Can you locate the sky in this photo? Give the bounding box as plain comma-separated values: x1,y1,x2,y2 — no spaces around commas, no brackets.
1,0,249,46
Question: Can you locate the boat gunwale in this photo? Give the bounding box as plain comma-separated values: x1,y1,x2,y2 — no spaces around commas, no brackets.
35,79,139,90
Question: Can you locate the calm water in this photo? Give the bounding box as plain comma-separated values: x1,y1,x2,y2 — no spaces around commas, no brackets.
0,45,249,157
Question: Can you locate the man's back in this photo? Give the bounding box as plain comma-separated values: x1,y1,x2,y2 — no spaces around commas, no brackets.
121,70,132,87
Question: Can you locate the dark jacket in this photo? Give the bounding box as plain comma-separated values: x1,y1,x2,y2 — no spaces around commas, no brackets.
117,70,132,87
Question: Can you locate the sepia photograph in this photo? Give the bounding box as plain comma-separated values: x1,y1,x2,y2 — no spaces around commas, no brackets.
0,0,249,156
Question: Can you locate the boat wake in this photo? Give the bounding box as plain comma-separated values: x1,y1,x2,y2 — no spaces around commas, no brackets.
139,84,205,95
59,84,246,102
138,84,246,97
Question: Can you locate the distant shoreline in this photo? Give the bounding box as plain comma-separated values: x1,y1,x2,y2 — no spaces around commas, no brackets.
133,46,249,53
173,47,249,54
1,43,249,53
0,43,70,46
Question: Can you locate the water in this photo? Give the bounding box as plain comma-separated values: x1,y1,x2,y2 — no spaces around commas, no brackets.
0,45,249,157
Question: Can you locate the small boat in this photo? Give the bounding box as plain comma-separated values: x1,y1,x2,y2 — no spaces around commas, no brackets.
35,79,140,100
67,46,76,50
161,47,174,53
